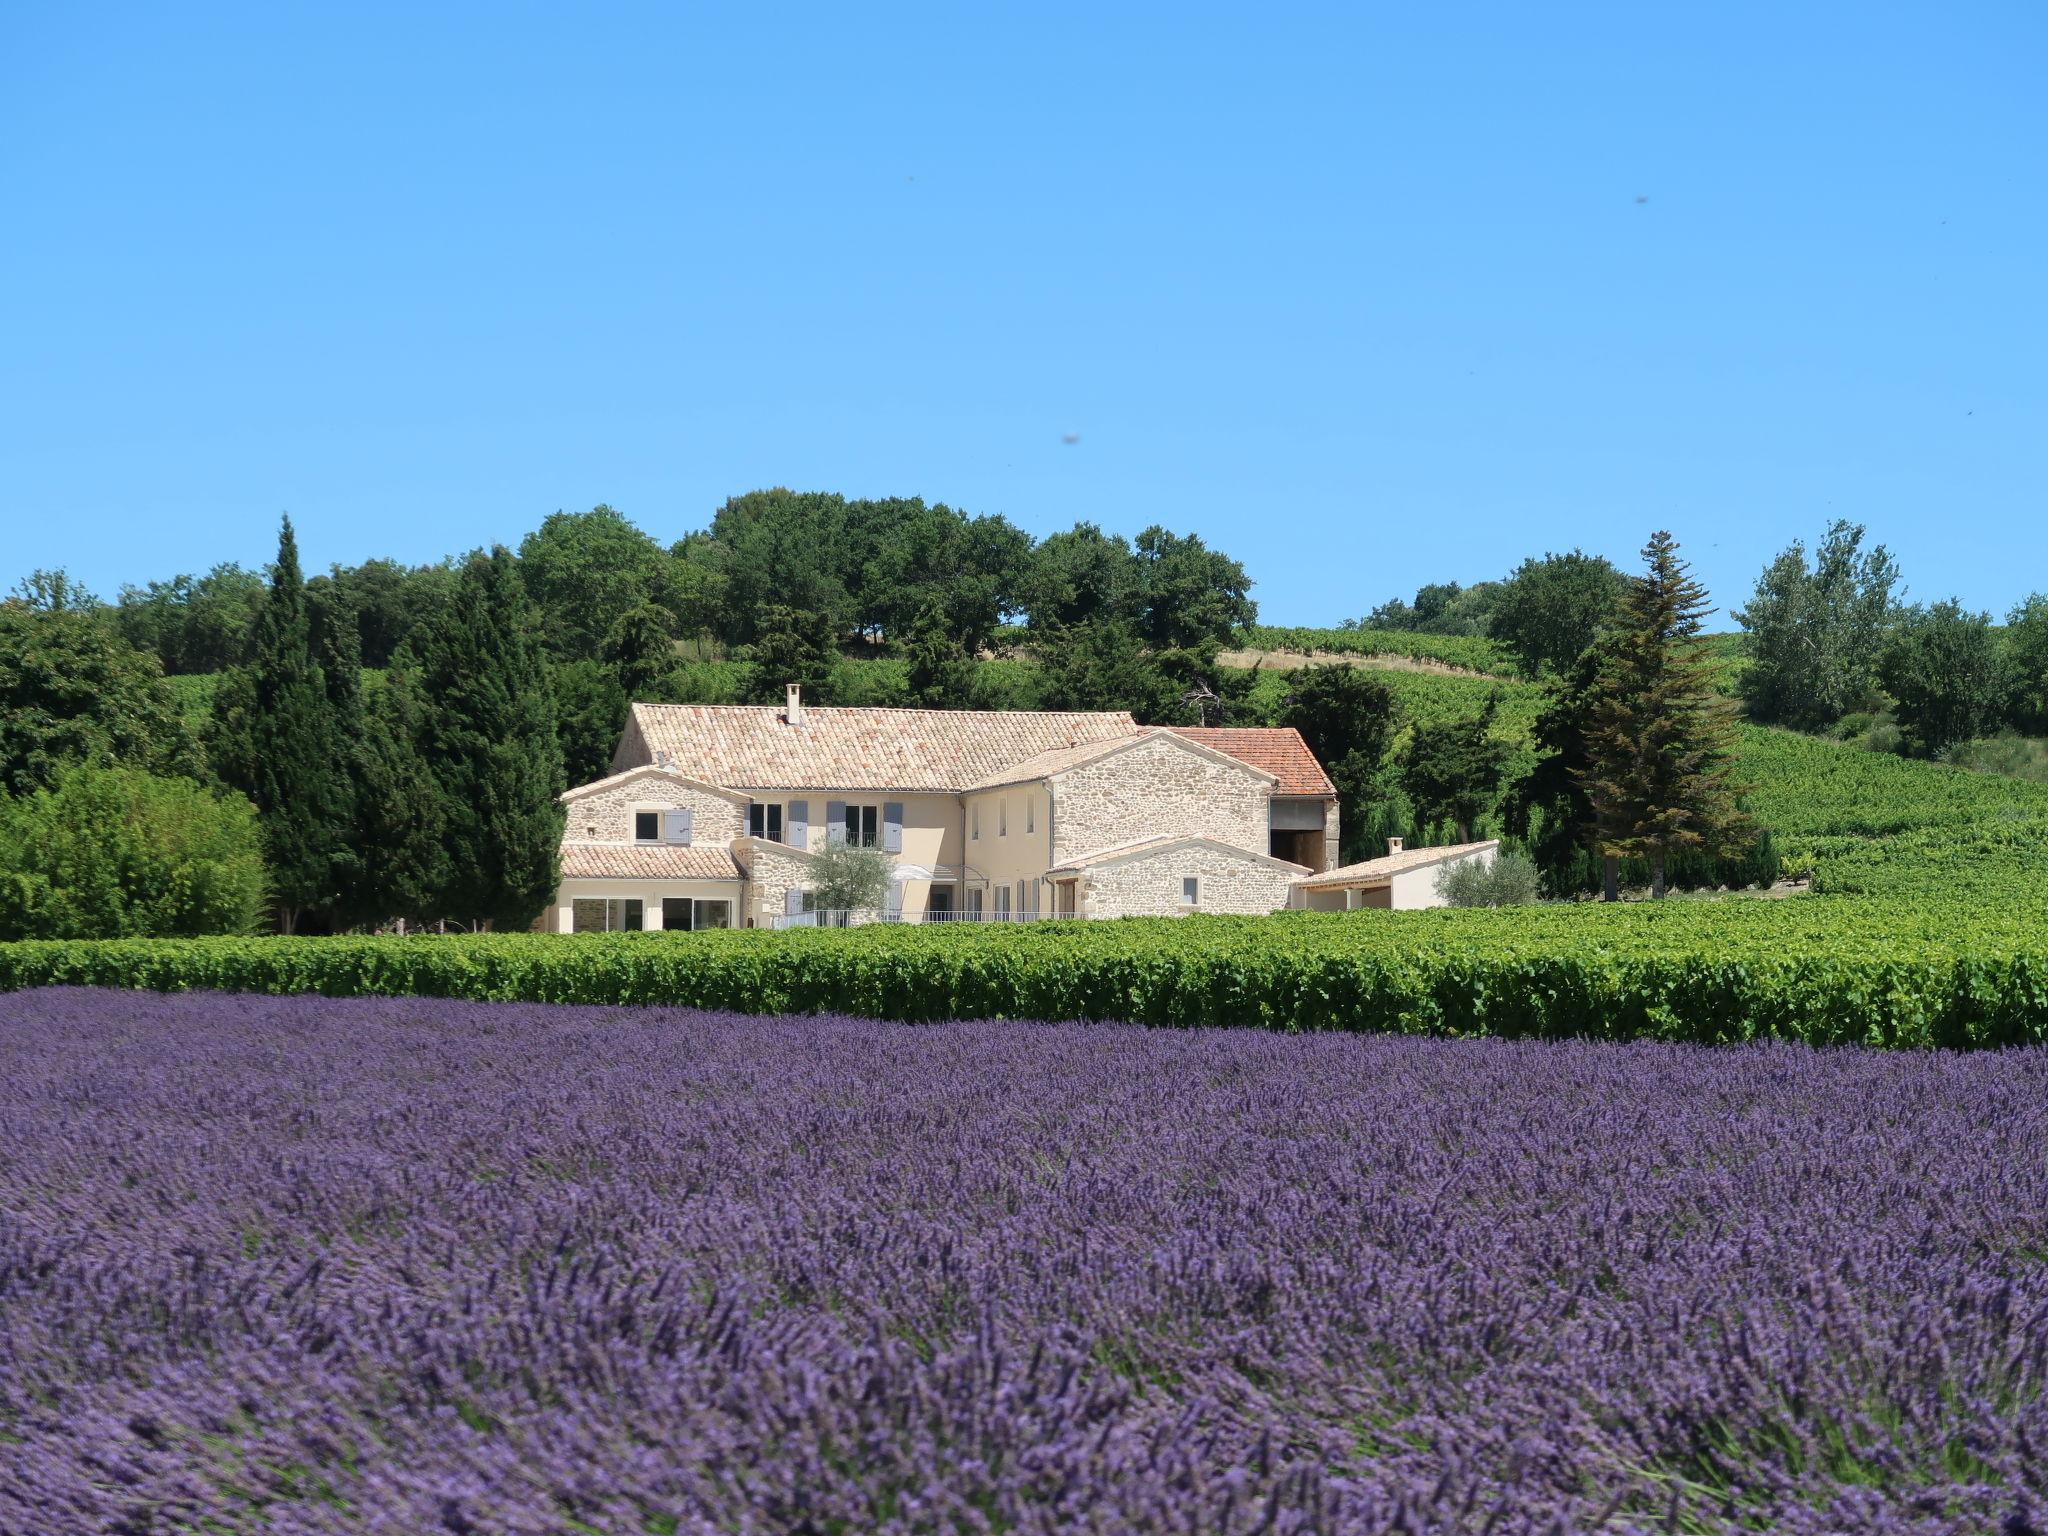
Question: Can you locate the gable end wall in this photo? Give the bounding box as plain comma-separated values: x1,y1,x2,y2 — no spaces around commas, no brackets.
1052,737,1270,863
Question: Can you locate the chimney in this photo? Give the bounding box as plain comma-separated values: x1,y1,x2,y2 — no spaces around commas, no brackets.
785,683,805,726
1386,836,1404,856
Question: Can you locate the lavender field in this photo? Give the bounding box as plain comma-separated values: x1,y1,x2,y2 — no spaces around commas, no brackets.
2,990,2044,1535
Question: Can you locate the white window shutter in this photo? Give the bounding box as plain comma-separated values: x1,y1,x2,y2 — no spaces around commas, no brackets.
784,888,804,916
883,802,904,853
825,801,846,846
665,808,692,845
883,881,902,919
786,800,808,850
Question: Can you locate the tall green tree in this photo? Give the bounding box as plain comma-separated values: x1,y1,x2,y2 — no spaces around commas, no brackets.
1507,636,1619,894
739,605,839,704
308,577,378,927
114,563,265,674
1400,695,1511,842
235,517,356,932
352,656,449,926
903,600,978,709
416,547,565,929
517,505,674,661
1281,666,1400,862
1131,526,1256,651
1489,550,1627,678
1579,531,1752,899
2005,593,2048,737
1878,600,2006,757
601,601,677,697
0,604,198,795
1735,520,1902,729
551,658,630,786
1033,619,1184,722
1019,524,1139,632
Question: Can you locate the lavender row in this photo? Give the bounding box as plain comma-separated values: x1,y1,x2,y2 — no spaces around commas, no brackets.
2,988,2044,1533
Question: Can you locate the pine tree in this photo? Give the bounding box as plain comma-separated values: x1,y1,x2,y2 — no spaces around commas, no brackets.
601,602,677,698
1579,531,1752,899
240,517,354,932
416,548,564,930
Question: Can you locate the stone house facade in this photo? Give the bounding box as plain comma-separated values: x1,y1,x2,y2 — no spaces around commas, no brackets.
544,686,1371,931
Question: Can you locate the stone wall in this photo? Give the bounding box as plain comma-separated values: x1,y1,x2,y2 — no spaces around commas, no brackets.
1052,737,1270,862
1078,841,1302,920
738,838,816,927
563,772,748,846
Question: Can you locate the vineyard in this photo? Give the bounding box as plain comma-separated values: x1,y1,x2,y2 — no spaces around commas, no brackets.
1238,624,1517,674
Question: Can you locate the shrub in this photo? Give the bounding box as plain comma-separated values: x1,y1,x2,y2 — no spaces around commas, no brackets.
1436,851,1541,907
0,763,266,939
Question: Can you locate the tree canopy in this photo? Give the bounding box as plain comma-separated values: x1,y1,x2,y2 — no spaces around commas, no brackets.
1735,520,1901,730
0,602,198,797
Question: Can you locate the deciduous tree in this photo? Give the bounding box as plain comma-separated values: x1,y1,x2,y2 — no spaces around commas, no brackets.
1878,600,2005,757
1735,520,1901,729
1489,550,1627,678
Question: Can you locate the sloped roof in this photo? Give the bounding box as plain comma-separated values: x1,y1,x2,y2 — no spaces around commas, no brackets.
1166,727,1336,797
560,763,751,804
624,703,1141,792
1050,834,1311,875
1293,840,1498,890
966,728,1277,793
558,842,745,881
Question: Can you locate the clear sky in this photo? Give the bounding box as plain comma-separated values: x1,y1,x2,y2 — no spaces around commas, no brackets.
3,2,2042,626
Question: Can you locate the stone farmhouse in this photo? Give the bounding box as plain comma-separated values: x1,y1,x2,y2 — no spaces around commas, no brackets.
546,685,1495,931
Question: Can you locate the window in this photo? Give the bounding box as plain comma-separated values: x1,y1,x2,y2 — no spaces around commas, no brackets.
1182,876,1200,906
634,811,660,842
572,898,643,932
971,803,980,840
998,799,1007,837
843,803,879,848
995,886,1011,918
748,803,783,843
661,898,731,931
968,887,984,917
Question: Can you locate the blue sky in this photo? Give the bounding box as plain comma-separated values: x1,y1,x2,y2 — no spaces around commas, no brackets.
3,2,2042,626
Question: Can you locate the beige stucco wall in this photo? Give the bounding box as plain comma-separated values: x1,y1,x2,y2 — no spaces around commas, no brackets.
552,878,745,932
1078,842,1302,920
960,783,1053,912
1390,847,1496,910
1051,739,1270,865
563,773,747,846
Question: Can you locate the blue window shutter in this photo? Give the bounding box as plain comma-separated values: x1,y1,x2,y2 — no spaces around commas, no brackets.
664,808,692,845
786,799,808,850
883,801,904,853
784,888,804,916
825,800,846,846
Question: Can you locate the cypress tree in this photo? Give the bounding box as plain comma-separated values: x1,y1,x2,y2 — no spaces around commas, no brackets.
354,652,449,928
416,547,564,930
1399,693,1511,843
308,578,368,926
1578,531,1752,899
242,517,354,933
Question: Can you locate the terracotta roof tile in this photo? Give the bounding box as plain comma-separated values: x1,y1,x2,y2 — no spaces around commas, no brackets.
558,842,745,881
1166,727,1336,797
626,703,1141,792
1294,840,1498,890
